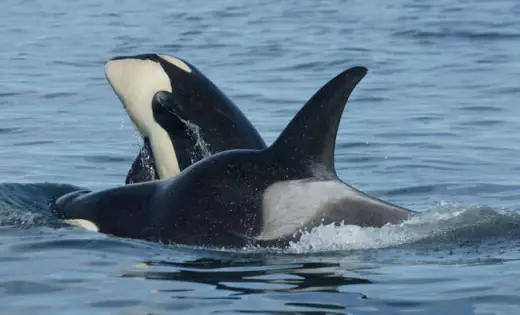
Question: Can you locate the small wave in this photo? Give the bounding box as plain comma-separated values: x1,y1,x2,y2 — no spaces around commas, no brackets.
458,105,503,113
287,203,520,253
0,182,84,227
394,29,520,41
0,127,23,135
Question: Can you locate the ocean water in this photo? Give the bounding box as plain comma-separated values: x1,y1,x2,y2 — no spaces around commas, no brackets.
1,0,520,314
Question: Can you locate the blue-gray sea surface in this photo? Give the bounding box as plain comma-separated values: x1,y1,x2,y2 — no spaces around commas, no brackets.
2,0,520,314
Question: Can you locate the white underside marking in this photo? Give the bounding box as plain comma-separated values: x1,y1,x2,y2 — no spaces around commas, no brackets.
256,180,359,240
64,219,99,232
105,56,185,178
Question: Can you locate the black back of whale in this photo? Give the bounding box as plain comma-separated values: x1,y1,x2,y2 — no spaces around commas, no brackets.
124,54,266,184
54,66,414,248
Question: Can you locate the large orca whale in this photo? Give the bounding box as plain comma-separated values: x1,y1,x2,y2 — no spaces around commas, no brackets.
104,54,266,184
53,66,415,248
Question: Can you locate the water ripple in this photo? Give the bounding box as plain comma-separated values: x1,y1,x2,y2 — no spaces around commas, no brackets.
1,0,520,313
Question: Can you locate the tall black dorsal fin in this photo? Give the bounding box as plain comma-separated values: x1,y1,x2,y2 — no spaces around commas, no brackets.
270,66,368,173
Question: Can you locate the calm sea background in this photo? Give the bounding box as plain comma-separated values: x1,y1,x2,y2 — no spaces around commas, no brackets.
1,0,520,314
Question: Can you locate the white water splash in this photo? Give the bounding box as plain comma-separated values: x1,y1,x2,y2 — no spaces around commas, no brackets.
286,202,520,254
181,119,212,163
139,142,157,176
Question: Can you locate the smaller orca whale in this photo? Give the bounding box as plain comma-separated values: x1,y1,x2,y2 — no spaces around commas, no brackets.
53,65,415,248
104,54,266,184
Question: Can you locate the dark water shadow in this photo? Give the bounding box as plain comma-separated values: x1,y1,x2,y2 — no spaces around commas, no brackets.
121,256,373,314
123,258,371,295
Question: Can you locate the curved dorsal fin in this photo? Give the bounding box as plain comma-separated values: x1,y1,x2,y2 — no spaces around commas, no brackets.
270,66,367,173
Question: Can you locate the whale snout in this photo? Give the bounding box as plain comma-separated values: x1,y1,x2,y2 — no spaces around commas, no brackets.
50,189,91,218
49,190,101,232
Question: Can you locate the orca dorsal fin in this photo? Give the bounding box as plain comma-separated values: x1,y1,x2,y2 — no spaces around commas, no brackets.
270,66,367,173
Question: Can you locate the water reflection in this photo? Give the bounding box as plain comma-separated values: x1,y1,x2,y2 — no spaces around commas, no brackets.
122,257,372,314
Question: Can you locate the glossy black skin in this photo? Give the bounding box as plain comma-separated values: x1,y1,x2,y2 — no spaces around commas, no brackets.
126,138,157,183
123,54,266,184
53,149,287,246
54,66,415,248
53,146,412,247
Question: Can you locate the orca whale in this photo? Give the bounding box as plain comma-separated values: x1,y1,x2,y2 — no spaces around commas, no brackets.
53,65,415,248
104,54,266,184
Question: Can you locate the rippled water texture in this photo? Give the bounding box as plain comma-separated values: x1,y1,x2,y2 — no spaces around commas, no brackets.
2,0,520,314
